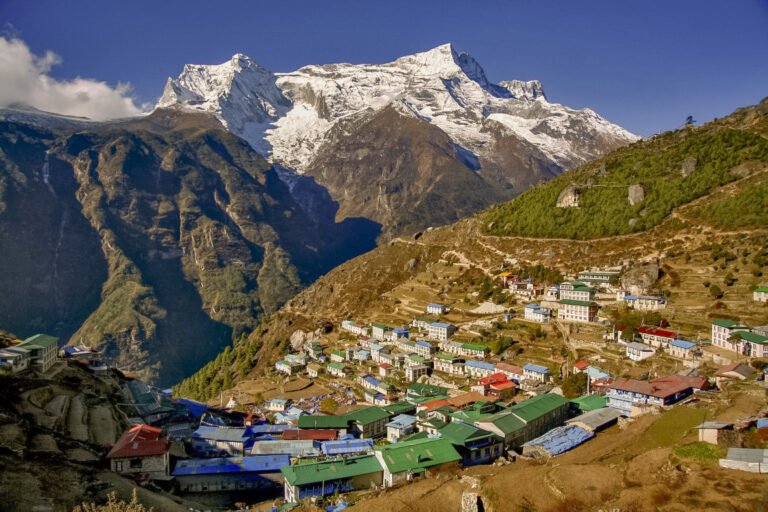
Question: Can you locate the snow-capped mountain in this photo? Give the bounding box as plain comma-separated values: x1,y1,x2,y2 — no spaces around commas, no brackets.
157,43,637,173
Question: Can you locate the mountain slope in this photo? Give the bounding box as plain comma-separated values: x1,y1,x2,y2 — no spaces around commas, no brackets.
0,110,379,385
158,44,636,239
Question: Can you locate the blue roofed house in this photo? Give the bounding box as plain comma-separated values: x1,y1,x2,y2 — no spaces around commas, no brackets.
524,304,550,323
584,366,611,382
666,339,698,360
465,360,497,378
321,438,375,456
386,414,417,443
173,455,290,492
393,327,410,339
266,398,291,412
523,364,551,384
414,340,436,358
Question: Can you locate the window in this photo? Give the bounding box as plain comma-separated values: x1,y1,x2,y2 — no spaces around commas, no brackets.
129,458,143,469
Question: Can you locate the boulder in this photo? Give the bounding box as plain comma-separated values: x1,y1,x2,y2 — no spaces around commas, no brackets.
680,157,697,177
621,263,660,295
628,184,645,206
556,185,580,207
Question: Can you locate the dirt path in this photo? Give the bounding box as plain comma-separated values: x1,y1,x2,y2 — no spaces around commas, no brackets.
88,405,117,447
67,394,89,442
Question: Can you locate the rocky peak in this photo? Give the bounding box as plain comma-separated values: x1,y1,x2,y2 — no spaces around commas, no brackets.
499,80,547,101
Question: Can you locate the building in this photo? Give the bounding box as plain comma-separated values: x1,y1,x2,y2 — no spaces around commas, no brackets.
626,342,655,361
296,415,349,436
438,341,489,358
475,394,570,448
327,362,348,377
718,448,768,473
523,364,550,383
433,353,465,376
565,407,622,433
465,360,496,378
307,363,322,378
0,346,30,373
321,438,375,456
426,303,448,315
266,398,292,412
107,425,170,477
495,362,525,383
508,281,544,300
386,414,418,443
577,270,620,287
250,440,320,458
281,455,383,503
15,334,58,373
374,438,461,487
372,323,393,341
173,455,288,492
711,319,751,352
276,360,303,375
557,300,599,323
753,286,768,303
667,339,698,360
405,364,429,382
428,322,457,341
437,422,503,466
414,340,436,358
696,422,734,445
521,424,594,459
346,407,390,439
524,304,550,323
714,363,755,385
191,426,253,456
732,331,768,358
637,326,676,349
606,376,698,416
393,328,410,340
559,281,596,302
341,320,369,337
631,295,666,311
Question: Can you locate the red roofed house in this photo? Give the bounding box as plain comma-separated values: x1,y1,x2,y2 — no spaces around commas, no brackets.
107,425,170,477
606,375,702,416
714,363,755,386
573,360,590,373
637,327,676,349
488,380,517,400
282,429,338,441
495,362,525,382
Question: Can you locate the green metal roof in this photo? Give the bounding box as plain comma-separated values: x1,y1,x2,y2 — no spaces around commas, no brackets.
712,318,745,328
508,394,568,422
328,362,347,371
372,323,391,330
375,437,460,473
406,383,448,397
19,334,58,350
345,406,390,426
558,299,598,307
408,354,425,363
461,343,488,352
434,352,461,361
570,394,608,412
438,422,498,447
382,402,417,416
297,415,350,429
281,455,382,486
754,286,768,293
480,410,526,435
734,331,768,345
331,350,346,358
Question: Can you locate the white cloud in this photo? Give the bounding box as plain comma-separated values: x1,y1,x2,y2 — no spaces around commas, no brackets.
0,37,145,121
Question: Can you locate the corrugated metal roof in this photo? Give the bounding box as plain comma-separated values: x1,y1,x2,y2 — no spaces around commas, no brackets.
173,455,290,476
375,437,460,473
321,438,374,455
722,448,768,464
523,363,549,374
281,455,382,486
565,407,622,431
523,425,594,455
192,426,251,443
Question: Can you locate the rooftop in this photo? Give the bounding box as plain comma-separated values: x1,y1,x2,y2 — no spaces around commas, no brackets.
281,455,383,486
173,455,289,476
107,424,169,459
375,437,460,473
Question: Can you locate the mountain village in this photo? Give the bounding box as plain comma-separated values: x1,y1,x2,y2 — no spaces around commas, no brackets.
2,264,766,511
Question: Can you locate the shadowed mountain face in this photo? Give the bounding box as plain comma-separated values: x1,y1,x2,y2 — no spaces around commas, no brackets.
0,110,379,385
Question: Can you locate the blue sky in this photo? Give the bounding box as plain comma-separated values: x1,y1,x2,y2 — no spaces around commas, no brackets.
1,0,766,135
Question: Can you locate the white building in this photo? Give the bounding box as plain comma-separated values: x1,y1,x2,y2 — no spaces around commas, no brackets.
432,353,465,376
711,319,750,352
523,364,550,383
327,362,348,377
753,286,768,303
426,303,448,315
557,300,598,323
413,340,436,358
637,327,676,349
341,320,369,337
371,323,393,341
524,304,550,323
15,334,58,373
405,365,429,382
559,282,596,302
427,322,456,341
626,342,655,361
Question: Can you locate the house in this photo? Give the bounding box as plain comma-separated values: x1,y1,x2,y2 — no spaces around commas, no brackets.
426,303,448,315
495,362,525,383
393,328,410,340
459,343,488,358
0,346,30,373
523,364,550,383
396,338,417,353
191,426,253,456
374,438,461,487
714,363,755,385
250,440,320,458
372,323,393,341
577,270,620,287
465,360,496,378
281,455,383,503
406,383,449,404
626,342,655,361
266,398,292,412
386,414,418,442
711,319,751,352
637,327,676,349
545,286,560,301
522,425,594,459
475,394,570,448
358,374,389,395
667,339,698,360
718,448,768,473
753,286,768,303
569,394,608,413
173,455,288,492
369,343,386,362
488,380,517,400
327,362,348,377
606,376,698,416
433,352,465,376
346,407,390,439
296,415,349,435
330,350,347,363
557,300,599,323
354,349,371,362
428,322,457,341
305,342,324,360
341,320,369,337
497,272,519,287
274,407,307,425
307,363,322,378
378,362,393,377
509,281,544,300
573,360,590,373
405,353,427,367
559,281,596,301
60,345,94,360
411,316,434,331
565,407,622,433
634,295,667,311
405,364,429,382
696,422,734,445
321,438,375,456
414,340,436,358
584,366,611,382
283,429,339,442
15,334,58,373
107,425,170,477
437,422,503,466
524,304,550,323
731,331,768,358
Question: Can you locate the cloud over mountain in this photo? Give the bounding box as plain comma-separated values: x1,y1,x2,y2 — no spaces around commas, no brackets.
0,37,143,120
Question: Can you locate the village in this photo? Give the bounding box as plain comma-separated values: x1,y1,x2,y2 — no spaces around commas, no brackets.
1,267,767,511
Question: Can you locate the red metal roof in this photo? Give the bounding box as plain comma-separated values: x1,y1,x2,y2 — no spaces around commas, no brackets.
420,399,451,411
379,363,392,369
608,374,703,399
573,360,590,370
637,326,676,339
282,429,337,441
495,362,524,375
106,424,169,459
478,372,508,386
490,381,517,391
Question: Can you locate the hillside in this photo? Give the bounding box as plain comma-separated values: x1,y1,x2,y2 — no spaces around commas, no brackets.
175,99,768,399
0,110,378,386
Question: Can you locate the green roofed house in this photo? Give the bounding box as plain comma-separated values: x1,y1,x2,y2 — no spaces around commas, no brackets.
16,334,58,373
475,393,569,448
297,415,350,434
327,361,348,377
345,407,390,439
570,394,608,413
437,421,503,466
753,286,768,303
382,402,417,416
732,331,768,359
374,437,461,487
406,383,448,403
281,454,383,503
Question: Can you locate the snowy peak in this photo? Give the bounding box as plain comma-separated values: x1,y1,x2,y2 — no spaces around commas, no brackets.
499,80,547,101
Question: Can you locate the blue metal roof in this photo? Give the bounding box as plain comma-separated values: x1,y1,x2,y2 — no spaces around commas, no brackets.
321,438,374,456
524,303,540,309
584,366,611,381
415,340,433,348
393,328,409,334
523,425,594,456
386,414,417,429
173,455,290,476
174,398,209,418
465,360,496,370
670,339,696,349
363,376,382,387
369,343,384,351
524,363,550,374
430,322,453,329
427,303,445,308
193,426,252,442
250,424,292,434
